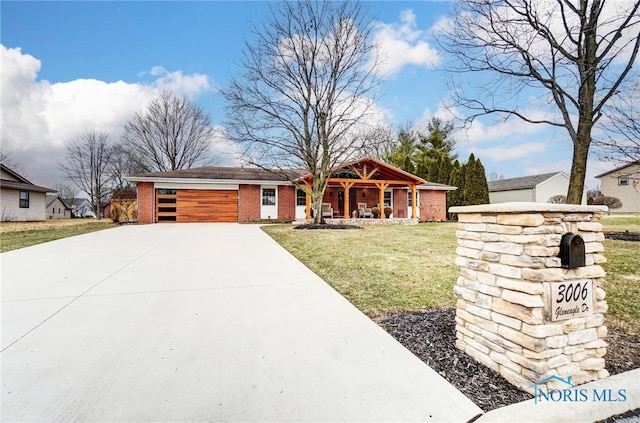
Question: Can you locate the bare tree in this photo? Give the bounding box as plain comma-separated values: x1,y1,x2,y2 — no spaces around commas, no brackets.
120,91,217,172
224,0,380,223
596,78,640,163
58,130,115,218
441,0,640,204
0,150,22,172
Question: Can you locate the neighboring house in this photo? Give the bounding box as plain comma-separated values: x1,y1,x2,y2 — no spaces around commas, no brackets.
45,194,72,219
127,157,457,223
488,172,586,204
595,161,640,213
68,198,95,218
0,164,56,221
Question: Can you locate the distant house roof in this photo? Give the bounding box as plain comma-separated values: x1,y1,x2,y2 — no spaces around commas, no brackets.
488,172,564,192
417,181,457,191
0,164,56,193
46,194,72,210
128,166,307,182
594,161,640,178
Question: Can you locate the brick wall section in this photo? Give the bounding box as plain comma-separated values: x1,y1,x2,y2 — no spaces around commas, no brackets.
393,189,408,218
136,182,154,224
451,204,609,393
238,185,261,222
278,186,295,222
419,191,447,222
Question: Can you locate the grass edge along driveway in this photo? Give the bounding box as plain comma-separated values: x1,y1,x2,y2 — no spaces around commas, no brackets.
263,218,640,337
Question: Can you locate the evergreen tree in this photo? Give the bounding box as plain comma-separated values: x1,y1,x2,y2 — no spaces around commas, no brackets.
384,131,416,174
414,117,457,180
437,156,453,185
462,154,490,205
448,159,464,207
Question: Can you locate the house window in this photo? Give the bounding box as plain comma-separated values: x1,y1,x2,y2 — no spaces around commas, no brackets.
619,176,629,186
262,188,276,206
296,189,307,206
157,189,177,195
384,191,392,207
407,190,418,207
19,191,29,208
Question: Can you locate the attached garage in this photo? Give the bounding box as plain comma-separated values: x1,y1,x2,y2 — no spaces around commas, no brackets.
156,189,238,223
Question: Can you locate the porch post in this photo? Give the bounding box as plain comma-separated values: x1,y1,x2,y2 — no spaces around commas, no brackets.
305,188,311,220
411,184,417,219
339,181,355,219
375,182,389,219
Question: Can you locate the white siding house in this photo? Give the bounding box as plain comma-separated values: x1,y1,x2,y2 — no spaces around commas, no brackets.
595,161,640,213
488,172,587,204
1,164,56,221
46,195,73,219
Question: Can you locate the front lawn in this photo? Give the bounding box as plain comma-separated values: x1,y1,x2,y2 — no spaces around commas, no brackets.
0,219,116,252
263,216,640,336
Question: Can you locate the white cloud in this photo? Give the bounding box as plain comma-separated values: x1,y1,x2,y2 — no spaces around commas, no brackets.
149,66,212,99
371,9,440,78
0,44,221,187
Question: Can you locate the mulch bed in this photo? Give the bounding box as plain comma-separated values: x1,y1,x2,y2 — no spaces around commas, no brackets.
605,231,640,242
378,308,640,412
294,223,362,230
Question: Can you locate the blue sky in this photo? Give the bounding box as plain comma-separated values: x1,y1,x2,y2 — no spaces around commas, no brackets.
0,1,620,191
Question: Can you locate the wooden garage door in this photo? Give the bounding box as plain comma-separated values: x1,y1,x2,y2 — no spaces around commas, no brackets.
156,189,238,222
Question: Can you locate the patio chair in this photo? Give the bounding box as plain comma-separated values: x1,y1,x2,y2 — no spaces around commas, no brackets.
321,203,333,218
358,202,373,218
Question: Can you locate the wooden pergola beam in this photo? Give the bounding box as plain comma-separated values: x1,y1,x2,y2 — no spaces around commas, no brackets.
374,182,390,219
339,181,355,218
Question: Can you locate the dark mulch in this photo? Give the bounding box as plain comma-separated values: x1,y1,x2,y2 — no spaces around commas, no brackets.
294,223,362,230
604,231,640,242
378,308,640,412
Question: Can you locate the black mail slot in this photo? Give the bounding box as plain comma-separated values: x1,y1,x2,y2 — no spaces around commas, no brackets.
559,233,586,269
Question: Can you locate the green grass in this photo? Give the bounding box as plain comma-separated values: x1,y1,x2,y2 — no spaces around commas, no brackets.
602,238,640,336
264,221,640,336
600,215,640,233
0,221,116,252
264,223,459,316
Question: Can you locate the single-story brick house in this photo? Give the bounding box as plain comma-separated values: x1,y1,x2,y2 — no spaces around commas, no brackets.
127,157,456,223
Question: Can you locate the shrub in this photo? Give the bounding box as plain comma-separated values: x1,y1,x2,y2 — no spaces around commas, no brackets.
592,196,623,212
548,195,567,204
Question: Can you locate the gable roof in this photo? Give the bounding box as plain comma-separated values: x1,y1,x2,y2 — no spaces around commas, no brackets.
128,166,306,183
46,194,72,210
594,161,640,178
0,164,56,193
488,172,565,192
298,157,427,186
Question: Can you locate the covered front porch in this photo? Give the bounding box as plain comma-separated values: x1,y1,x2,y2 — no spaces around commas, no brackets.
298,157,425,221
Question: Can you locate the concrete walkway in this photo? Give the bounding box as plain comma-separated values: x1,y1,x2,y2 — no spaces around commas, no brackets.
1,224,482,422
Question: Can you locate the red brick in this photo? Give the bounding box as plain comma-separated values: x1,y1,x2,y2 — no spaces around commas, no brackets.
136,182,154,224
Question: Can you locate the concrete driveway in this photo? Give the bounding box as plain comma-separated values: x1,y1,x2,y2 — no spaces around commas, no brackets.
1,224,481,422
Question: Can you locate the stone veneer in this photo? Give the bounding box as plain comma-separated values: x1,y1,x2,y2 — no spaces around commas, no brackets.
448,202,610,393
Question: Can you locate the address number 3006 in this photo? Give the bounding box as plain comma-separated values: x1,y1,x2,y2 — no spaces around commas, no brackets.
556,282,589,304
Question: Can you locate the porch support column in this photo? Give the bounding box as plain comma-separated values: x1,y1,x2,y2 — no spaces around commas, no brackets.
410,184,417,219
339,181,355,219
305,187,312,220
375,182,389,219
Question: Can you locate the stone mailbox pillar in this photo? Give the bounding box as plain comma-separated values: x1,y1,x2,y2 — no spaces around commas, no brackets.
449,202,609,393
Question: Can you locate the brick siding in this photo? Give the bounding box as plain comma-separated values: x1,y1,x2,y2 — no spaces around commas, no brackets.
238,184,260,222
137,182,154,224
278,186,295,222
419,191,447,221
